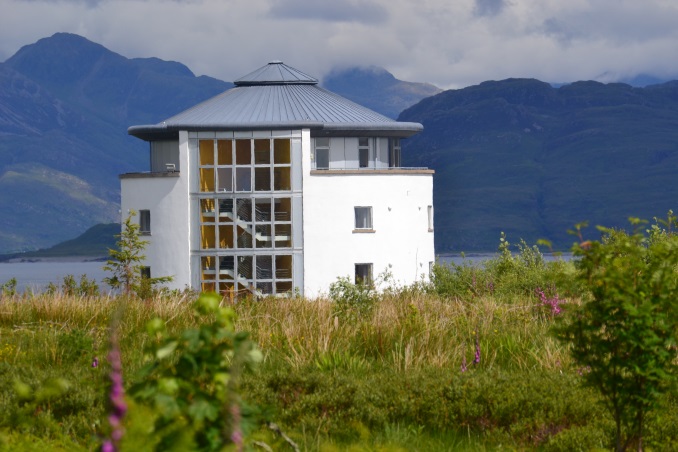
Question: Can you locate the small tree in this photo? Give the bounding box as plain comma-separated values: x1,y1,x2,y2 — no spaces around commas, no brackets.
104,210,171,296
555,217,678,451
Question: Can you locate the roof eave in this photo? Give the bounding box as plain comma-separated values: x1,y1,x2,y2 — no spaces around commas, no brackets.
129,121,423,141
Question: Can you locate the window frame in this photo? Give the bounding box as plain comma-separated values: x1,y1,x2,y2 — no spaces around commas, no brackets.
389,138,401,168
139,209,151,235
358,138,370,168
314,138,330,169
353,206,374,232
427,205,434,232
355,263,373,286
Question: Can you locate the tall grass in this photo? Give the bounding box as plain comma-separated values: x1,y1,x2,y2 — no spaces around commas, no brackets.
1,249,677,450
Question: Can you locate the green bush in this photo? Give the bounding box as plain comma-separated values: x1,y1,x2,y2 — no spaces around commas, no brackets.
431,234,580,301
329,276,377,320
555,217,678,451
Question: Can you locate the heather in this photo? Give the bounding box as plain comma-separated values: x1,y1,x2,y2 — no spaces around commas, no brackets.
1,233,678,450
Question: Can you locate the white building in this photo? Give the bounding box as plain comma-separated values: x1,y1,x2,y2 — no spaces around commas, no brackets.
121,61,434,298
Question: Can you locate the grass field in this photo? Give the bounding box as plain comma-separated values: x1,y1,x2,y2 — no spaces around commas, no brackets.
1,249,677,450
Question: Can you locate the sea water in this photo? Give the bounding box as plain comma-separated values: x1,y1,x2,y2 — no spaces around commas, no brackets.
0,261,110,293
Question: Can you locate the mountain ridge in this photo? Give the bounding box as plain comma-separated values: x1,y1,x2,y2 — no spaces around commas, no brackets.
3,33,678,254
399,78,678,251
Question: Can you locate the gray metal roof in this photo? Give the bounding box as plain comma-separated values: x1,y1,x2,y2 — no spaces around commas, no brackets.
129,61,423,141
234,60,317,85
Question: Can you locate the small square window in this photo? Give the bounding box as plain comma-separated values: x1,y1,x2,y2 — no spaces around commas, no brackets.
354,207,373,230
139,210,151,234
140,266,151,280
355,263,373,286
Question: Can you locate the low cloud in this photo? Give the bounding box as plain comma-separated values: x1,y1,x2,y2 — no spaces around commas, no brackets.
473,0,506,18
268,0,388,24
2,0,678,90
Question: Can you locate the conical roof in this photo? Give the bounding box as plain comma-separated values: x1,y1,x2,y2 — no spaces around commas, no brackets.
234,61,317,85
129,61,423,141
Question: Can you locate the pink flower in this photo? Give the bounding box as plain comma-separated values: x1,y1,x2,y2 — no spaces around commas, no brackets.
473,336,481,365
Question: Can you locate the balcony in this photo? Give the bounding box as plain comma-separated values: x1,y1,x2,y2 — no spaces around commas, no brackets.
310,167,434,176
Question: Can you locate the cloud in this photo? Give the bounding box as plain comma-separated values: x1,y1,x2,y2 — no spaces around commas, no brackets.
2,0,678,90
473,0,506,18
268,0,388,24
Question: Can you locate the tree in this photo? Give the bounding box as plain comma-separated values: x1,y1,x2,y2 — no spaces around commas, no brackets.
555,217,678,451
103,210,171,296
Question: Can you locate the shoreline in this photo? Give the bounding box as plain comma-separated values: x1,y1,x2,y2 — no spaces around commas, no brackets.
2,256,108,264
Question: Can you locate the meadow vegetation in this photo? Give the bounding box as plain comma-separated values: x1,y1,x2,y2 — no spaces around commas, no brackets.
1,219,677,450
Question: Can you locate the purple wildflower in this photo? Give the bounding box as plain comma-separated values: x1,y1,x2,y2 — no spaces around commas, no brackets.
230,403,243,451
536,287,564,316
92,357,99,368
473,335,481,365
102,329,126,452
461,343,468,372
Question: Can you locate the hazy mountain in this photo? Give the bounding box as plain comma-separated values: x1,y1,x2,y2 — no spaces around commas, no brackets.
322,66,442,119
0,33,231,253
400,78,678,252
4,32,678,255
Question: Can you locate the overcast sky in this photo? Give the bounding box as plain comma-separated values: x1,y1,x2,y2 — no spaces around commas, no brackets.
2,0,678,89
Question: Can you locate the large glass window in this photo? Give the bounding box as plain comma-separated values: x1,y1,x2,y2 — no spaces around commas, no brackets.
199,138,291,194
196,137,296,296
200,253,294,296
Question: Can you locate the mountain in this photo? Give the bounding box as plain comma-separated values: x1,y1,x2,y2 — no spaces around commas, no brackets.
0,33,231,253
322,66,442,119
5,33,678,255
0,223,119,261
400,78,678,252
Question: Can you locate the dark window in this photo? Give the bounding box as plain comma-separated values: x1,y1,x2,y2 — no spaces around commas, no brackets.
139,210,151,234
140,266,151,279
389,138,401,168
315,138,330,169
355,263,373,286
359,138,370,168
354,207,373,230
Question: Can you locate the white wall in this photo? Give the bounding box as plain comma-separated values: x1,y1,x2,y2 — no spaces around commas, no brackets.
120,131,191,290
302,139,434,297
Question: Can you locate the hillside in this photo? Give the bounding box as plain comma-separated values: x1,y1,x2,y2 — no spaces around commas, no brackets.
323,66,441,119
0,33,231,253
400,78,678,251
0,222,119,261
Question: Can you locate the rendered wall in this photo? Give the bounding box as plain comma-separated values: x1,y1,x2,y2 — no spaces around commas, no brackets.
302,131,435,297
120,131,191,289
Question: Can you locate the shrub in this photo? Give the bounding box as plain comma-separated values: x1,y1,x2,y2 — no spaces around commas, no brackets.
129,292,263,451
329,276,377,320
554,217,678,451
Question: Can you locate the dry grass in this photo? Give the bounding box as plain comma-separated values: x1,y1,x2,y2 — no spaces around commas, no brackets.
234,291,579,372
